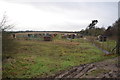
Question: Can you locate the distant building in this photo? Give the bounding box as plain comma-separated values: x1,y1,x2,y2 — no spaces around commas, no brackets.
98,35,107,42
43,33,52,41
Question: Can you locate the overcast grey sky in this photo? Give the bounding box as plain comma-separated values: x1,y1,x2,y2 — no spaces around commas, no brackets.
0,0,119,31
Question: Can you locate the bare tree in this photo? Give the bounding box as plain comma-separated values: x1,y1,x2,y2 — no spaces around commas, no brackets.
0,13,14,31
0,13,17,56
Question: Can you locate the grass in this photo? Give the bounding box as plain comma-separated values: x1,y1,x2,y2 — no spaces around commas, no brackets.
85,36,117,53
93,39,116,53
2,37,117,78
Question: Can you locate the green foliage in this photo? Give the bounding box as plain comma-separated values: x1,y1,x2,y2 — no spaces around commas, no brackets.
104,18,119,37
80,27,105,36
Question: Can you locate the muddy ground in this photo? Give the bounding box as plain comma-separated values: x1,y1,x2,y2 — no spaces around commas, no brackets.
48,57,120,78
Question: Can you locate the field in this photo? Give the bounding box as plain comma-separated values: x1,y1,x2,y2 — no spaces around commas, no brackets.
2,36,117,78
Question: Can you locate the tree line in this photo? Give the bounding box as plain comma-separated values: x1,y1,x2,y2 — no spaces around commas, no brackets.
80,19,119,39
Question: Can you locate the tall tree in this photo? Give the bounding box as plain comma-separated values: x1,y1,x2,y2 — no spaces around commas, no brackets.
88,20,98,29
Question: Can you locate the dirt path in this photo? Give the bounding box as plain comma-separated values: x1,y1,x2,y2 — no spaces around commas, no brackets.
48,57,119,78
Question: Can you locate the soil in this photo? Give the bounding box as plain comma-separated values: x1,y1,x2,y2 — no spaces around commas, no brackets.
48,57,120,78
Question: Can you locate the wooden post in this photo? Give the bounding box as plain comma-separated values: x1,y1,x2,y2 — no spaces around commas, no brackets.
117,2,120,55
117,22,120,55
117,2,120,78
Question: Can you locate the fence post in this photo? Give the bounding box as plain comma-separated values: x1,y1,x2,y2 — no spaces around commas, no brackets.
117,2,120,55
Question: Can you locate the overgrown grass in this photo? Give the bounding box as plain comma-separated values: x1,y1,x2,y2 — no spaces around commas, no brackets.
85,36,117,53
94,40,116,53
2,38,117,78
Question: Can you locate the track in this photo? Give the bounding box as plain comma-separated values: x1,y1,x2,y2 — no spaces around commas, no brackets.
48,57,119,78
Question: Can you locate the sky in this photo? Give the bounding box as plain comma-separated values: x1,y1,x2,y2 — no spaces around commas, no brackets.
0,0,119,31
